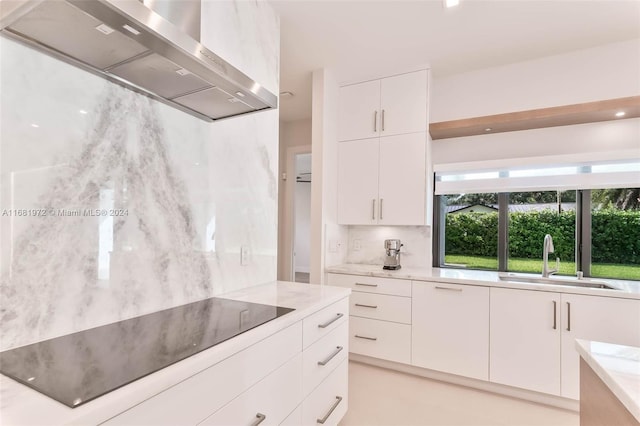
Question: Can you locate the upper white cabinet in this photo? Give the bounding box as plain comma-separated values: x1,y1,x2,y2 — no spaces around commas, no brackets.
336,69,429,226
560,293,640,399
380,71,428,136
337,132,426,225
490,287,562,395
338,70,428,141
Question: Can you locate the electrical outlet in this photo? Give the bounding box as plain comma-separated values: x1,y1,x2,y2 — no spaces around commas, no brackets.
353,239,361,251
241,246,249,265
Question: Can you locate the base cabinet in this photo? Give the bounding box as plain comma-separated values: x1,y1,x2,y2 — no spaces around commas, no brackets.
561,293,640,399
412,282,489,380
490,287,561,395
104,297,350,426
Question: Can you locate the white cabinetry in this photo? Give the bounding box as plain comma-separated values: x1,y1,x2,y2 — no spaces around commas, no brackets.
338,71,428,141
490,287,561,395
412,281,490,380
105,297,350,426
560,293,640,399
337,133,426,225
337,69,429,226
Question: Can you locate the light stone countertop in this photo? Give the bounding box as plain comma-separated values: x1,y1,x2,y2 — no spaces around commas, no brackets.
0,282,350,426
575,340,640,422
326,264,640,299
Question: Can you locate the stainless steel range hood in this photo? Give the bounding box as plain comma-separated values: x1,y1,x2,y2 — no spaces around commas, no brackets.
0,0,277,121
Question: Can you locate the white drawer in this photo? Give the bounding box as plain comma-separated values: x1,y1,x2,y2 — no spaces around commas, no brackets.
349,316,411,364
350,292,411,324
199,354,302,426
104,323,302,426
280,405,302,426
302,321,349,397
301,359,348,426
302,297,349,349
327,273,411,297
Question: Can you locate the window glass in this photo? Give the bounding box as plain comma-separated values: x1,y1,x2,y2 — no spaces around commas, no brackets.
442,193,498,270
591,188,640,280
507,191,576,275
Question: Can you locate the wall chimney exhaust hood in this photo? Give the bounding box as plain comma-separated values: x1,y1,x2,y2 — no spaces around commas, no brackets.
0,0,278,121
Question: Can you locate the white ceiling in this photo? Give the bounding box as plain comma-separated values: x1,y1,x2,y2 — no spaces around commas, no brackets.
270,0,640,122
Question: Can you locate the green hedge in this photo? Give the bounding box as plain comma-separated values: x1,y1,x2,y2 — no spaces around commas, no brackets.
445,209,640,264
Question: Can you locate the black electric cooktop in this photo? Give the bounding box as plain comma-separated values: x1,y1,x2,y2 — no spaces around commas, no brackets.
0,298,294,408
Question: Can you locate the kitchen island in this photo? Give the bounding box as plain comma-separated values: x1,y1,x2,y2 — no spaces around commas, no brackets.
0,282,350,426
576,340,640,426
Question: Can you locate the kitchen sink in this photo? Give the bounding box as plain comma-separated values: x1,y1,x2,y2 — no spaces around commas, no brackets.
498,274,618,290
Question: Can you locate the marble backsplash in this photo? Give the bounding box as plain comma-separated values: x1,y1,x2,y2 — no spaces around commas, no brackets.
0,1,279,351
345,225,431,268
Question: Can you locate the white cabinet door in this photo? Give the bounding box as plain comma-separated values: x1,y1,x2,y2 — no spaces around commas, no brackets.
490,288,561,395
560,294,640,399
412,282,490,380
337,139,379,225
380,70,428,136
378,132,426,225
338,80,380,141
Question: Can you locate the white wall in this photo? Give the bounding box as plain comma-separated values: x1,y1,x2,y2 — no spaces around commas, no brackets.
0,2,280,350
432,39,640,122
311,69,348,284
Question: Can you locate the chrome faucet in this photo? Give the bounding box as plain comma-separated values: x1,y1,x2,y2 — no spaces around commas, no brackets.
542,234,559,278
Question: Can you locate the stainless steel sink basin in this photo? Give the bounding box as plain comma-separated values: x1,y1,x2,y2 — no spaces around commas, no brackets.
498,274,618,290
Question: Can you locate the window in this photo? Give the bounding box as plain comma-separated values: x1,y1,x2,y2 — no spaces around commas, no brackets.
433,159,640,281
439,193,498,270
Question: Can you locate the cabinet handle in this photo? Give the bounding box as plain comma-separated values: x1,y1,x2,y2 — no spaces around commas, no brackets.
379,198,383,220
382,109,385,131
252,413,266,426
355,334,377,341
372,199,376,220
355,282,378,287
354,303,378,309
374,110,378,132
318,313,344,329
318,346,343,366
317,396,343,424
553,301,557,330
435,286,462,292
566,302,571,331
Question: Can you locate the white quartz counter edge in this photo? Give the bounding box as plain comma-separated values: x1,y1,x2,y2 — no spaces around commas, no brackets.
575,339,640,422
0,281,351,426
326,264,640,299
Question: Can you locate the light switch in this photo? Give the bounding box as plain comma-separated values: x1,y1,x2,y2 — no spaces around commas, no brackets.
241,246,250,265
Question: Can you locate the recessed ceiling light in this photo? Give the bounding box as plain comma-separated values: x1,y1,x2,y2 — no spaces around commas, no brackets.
484,127,492,132
615,111,626,117
279,91,294,98
31,123,39,128
79,109,88,115
444,0,460,8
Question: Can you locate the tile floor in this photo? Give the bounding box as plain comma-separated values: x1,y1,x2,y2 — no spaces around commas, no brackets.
295,272,310,283
339,361,579,426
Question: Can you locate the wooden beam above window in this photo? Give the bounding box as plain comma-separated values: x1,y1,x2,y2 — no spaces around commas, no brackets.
429,96,640,140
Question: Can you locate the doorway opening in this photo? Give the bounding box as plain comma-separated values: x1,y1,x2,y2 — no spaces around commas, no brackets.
293,152,311,283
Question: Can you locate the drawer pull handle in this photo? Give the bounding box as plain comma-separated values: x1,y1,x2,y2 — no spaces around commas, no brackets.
355,282,378,287
435,286,462,292
355,334,377,341
317,396,343,424
252,413,266,426
318,313,344,329
354,303,377,309
318,346,343,366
